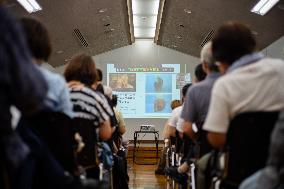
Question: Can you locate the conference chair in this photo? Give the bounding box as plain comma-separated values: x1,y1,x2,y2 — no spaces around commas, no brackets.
26,111,77,174
210,111,279,189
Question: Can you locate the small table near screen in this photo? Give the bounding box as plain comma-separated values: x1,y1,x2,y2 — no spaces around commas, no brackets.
133,130,159,165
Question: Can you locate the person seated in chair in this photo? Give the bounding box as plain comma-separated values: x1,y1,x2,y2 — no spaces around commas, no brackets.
0,6,48,189
21,17,73,118
64,53,113,141
111,94,128,154
202,21,284,188
204,21,284,150
156,85,191,175
165,42,221,187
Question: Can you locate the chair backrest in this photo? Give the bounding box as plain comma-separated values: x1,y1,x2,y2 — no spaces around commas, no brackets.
73,117,99,168
26,111,76,174
225,111,279,186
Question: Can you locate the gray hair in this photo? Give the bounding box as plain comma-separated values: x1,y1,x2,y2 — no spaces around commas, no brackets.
200,41,218,72
200,41,213,64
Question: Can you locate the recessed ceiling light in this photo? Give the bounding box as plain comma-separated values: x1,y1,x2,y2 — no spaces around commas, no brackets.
176,35,182,39
98,8,107,13
251,30,258,35
64,59,69,62
184,9,192,14
110,28,115,31
56,50,64,54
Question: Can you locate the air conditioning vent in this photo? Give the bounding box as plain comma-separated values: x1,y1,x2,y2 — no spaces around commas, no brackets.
200,29,214,47
74,28,89,47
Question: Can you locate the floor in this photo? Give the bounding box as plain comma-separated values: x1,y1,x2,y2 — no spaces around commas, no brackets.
128,161,166,189
127,146,166,189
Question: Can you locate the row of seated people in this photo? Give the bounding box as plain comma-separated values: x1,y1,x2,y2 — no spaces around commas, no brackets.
0,6,128,189
161,22,284,189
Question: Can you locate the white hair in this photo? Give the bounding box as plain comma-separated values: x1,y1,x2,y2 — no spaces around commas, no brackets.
200,41,213,65
104,85,113,99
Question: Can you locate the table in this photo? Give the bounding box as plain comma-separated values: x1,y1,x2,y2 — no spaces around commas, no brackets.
133,130,159,165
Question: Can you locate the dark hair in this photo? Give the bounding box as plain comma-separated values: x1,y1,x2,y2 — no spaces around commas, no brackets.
195,64,207,82
171,100,181,110
212,21,256,65
111,94,118,107
97,69,103,82
64,53,97,86
182,83,192,97
21,17,52,62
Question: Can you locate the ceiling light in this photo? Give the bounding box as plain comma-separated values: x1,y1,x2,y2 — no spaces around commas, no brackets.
251,0,280,16
98,8,107,13
184,9,192,14
134,28,156,38
176,35,182,39
131,0,159,39
251,30,258,35
17,0,41,13
56,50,64,54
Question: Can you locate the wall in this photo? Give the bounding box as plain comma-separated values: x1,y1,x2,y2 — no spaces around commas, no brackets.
262,36,284,60
55,39,200,140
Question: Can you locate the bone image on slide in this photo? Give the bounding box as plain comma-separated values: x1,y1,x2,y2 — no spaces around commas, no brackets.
154,76,163,92
154,98,166,112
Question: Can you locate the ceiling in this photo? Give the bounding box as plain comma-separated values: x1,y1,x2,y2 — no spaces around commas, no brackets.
157,0,284,57
4,0,132,67
4,0,284,67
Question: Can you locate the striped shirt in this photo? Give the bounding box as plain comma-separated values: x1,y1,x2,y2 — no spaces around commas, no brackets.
69,87,113,124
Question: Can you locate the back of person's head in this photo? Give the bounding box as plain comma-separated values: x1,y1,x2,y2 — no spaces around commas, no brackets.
212,21,256,65
182,83,192,98
104,86,112,99
64,53,97,87
111,94,118,107
171,99,181,110
200,42,219,72
21,17,52,62
195,63,207,82
97,69,103,82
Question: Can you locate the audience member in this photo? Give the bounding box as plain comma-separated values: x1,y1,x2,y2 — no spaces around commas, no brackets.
194,63,207,83
163,99,182,138
92,68,117,129
21,17,73,117
166,42,221,187
0,5,47,188
203,21,284,149
111,95,129,154
64,53,113,141
156,85,191,175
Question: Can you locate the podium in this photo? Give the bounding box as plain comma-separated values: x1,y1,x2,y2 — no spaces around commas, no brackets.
133,130,159,165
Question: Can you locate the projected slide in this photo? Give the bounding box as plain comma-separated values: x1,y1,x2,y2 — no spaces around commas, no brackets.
145,74,172,93
107,64,191,118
